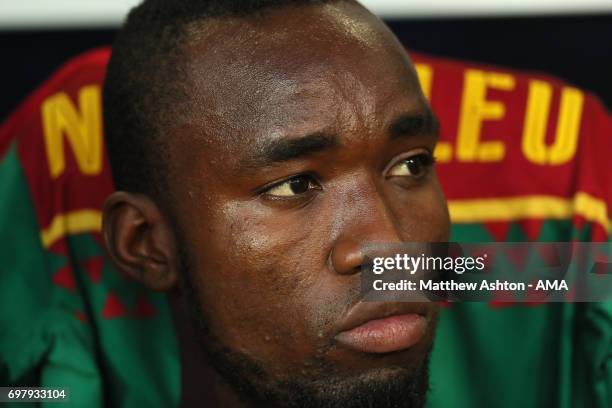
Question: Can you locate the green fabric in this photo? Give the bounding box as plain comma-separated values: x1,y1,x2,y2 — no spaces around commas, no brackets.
0,145,103,407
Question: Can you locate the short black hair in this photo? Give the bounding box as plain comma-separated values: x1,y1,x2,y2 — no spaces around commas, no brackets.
104,0,341,199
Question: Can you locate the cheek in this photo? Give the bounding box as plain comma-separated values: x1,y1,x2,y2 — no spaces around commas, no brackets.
181,200,338,365
391,180,451,242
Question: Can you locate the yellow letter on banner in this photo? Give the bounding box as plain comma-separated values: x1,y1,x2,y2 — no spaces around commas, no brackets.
456,70,514,162
415,64,433,100
415,63,452,163
42,85,103,178
522,80,583,165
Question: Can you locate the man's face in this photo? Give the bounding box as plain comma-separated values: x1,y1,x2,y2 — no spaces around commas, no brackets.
163,2,450,406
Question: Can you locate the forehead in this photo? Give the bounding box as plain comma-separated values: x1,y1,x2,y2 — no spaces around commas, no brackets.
174,1,426,162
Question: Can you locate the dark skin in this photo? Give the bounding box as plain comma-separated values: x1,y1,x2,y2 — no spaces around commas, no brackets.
103,2,450,407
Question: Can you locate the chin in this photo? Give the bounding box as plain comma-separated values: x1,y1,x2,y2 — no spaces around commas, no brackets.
264,358,431,408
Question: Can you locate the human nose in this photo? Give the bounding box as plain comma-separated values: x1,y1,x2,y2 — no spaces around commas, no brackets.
330,185,402,276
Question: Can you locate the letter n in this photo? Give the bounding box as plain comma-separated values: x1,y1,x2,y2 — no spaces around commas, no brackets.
42,85,103,178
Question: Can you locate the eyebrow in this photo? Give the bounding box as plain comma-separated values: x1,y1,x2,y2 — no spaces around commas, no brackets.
389,109,440,141
249,132,339,166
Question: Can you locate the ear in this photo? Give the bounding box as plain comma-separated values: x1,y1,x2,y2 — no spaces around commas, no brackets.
102,191,178,291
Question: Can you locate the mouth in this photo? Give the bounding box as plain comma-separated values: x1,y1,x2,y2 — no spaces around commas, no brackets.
334,302,431,354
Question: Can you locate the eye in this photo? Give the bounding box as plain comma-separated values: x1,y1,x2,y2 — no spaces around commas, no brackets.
386,151,435,179
263,174,321,197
